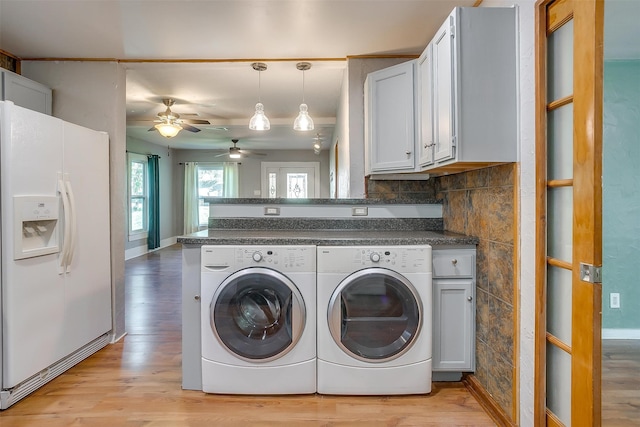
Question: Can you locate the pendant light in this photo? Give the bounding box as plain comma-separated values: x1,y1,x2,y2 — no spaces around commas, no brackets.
249,62,270,130
293,62,314,131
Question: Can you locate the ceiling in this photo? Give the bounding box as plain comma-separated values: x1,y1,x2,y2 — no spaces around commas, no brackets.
0,0,638,151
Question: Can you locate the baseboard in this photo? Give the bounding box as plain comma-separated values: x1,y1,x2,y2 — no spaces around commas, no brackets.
125,236,178,260
602,328,640,339
1,333,110,409
462,374,516,427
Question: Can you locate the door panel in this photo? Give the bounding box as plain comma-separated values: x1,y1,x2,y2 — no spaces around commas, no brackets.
535,0,603,425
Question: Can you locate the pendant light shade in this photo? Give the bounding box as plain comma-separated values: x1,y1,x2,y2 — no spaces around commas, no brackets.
249,102,270,130
293,62,314,131
249,62,270,130
294,103,314,131
154,122,182,138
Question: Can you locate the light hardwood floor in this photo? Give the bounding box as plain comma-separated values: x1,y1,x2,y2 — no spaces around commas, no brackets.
602,339,640,426
0,244,498,426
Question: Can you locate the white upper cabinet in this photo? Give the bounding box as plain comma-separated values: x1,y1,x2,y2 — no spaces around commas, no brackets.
366,7,517,177
417,44,435,167
1,69,52,115
364,61,416,174
419,7,517,173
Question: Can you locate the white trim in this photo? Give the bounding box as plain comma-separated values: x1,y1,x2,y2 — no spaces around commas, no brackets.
602,329,640,340
125,236,178,260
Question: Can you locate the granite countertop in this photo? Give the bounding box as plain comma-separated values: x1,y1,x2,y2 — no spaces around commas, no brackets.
177,229,478,246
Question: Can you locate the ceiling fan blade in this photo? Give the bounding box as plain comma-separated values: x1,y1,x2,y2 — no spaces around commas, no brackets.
239,149,266,157
213,152,229,158
181,123,201,133
181,119,210,125
147,126,156,132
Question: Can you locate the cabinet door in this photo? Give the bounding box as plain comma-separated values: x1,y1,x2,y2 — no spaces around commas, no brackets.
365,61,416,173
432,15,456,163
433,279,475,371
417,44,434,167
1,70,52,115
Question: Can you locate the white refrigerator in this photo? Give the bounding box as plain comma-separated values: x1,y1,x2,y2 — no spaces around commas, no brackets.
0,101,112,409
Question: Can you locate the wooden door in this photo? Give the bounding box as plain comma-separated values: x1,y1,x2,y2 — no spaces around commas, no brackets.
535,0,604,425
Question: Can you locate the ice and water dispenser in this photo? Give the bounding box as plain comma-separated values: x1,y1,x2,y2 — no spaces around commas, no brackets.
13,195,60,260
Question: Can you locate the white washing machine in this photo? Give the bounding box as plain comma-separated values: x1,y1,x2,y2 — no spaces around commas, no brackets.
200,245,316,394
317,245,432,395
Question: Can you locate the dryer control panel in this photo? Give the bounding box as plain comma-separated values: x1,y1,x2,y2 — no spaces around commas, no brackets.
202,245,316,273
317,245,432,273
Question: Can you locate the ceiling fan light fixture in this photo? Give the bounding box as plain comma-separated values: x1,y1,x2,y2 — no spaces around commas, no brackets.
229,152,242,159
249,62,270,131
249,102,270,131
154,122,182,138
293,62,314,131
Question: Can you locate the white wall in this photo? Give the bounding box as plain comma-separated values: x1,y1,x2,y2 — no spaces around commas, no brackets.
21,60,128,342
479,2,536,426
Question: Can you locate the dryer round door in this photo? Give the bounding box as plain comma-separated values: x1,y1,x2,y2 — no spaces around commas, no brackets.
328,268,422,362
210,267,306,362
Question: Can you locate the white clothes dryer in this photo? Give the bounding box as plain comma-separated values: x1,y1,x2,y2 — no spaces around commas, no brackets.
317,245,432,395
200,245,316,394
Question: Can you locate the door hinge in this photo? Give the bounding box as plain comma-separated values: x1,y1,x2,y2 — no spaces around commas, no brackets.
580,263,602,284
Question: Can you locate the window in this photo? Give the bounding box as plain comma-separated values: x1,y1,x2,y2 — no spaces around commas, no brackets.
197,164,223,226
128,153,148,240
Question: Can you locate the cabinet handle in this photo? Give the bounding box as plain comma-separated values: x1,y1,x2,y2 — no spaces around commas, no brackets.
424,142,435,148
406,151,412,155
451,259,458,265
194,295,200,301
467,296,473,302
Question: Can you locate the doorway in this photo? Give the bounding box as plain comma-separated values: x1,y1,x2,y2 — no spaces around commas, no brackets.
261,161,320,198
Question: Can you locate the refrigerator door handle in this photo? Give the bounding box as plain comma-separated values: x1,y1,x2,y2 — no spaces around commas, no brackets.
58,178,71,274
64,176,77,270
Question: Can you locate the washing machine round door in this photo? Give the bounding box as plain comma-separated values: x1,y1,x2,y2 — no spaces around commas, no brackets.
328,268,422,362
210,267,306,362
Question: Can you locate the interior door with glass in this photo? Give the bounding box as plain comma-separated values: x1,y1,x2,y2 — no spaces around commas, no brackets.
262,162,320,198
535,0,603,425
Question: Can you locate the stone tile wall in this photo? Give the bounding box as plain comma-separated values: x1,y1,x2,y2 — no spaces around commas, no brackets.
367,163,517,421
434,164,516,420
365,177,436,200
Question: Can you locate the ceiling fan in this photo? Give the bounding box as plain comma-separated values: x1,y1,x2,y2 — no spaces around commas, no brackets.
215,139,265,159
149,98,211,137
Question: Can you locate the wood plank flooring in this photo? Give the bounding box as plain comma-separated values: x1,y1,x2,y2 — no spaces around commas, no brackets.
1,244,638,425
602,339,640,426
0,244,496,426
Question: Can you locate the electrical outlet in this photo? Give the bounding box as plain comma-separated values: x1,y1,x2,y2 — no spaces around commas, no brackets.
610,293,620,309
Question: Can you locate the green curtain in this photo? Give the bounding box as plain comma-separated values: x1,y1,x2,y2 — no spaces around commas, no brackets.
147,155,160,250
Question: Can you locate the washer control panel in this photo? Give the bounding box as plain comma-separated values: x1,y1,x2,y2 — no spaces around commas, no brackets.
202,245,316,272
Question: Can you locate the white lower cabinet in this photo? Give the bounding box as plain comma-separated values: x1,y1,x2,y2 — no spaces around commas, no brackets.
432,247,476,373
